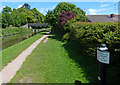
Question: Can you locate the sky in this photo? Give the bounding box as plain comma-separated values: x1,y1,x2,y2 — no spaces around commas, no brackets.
0,1,119,15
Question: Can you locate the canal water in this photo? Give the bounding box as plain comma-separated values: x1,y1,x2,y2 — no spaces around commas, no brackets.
1,31,39,50
1,29,50,50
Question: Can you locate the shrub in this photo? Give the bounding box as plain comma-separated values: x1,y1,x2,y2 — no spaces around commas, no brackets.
59,11,76,26
66,22,120,64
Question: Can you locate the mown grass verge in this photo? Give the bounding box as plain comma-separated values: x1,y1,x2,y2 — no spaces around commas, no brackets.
1,33,43,68
9,35,90,83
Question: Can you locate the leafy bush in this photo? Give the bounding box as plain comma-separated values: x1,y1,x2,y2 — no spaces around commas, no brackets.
59,11,76,26
66,22,120,64
2,27,32,36
69,22,118,42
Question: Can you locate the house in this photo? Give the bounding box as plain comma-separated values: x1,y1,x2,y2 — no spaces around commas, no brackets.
86,14,120,22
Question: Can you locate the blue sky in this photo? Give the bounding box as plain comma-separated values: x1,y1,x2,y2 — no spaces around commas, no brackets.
0,1,119,15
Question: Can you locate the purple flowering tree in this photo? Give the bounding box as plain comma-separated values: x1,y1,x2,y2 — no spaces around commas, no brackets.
58,11,76,26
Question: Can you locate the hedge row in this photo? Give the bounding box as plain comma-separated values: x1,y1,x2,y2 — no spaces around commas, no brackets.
64,22,120,64
1,27,32,36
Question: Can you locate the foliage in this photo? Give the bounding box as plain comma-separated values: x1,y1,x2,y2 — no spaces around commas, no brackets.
2,3,44,28
66,22,120,64
31,8,44,23
59,11,76,26
45,10,55,26
45,2,88,32
2,6,12,13
1,27,32,36
11,9,27,27
2,11,13,28
22,3,31,10
69,22,118,43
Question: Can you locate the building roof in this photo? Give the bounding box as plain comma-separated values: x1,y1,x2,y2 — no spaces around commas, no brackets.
86,15,120,22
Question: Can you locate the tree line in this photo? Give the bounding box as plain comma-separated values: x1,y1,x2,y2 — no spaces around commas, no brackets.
1,2,88,29
2,3,44,28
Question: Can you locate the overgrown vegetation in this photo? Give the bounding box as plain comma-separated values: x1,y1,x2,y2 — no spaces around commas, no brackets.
2,3,44,28
1,27,32,36
64,22,120,64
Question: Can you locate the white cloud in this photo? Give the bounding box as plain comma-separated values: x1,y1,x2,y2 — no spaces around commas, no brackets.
97,8,107,12
88,8,107,15
17,5,22,8
101,4,109,7
88,9,96,15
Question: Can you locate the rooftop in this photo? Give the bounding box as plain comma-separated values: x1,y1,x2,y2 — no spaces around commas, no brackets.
86,15,120,22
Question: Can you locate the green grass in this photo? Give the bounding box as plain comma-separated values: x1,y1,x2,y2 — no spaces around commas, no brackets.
2,33,43,68
10,35,89,83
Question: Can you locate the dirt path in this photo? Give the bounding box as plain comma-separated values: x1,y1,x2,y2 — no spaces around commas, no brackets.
0,33,50,84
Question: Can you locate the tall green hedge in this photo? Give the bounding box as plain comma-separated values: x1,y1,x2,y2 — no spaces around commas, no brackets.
64,22,120,64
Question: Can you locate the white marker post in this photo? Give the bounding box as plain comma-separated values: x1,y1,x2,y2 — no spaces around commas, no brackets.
97,44,110,85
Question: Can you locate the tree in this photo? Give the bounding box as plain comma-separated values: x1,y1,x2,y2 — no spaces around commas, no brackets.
17,7,34,23
45,10,56,26
11,9,27,27
2,3,45,28
45,2,88,32
2,6,13,28
19,13,27,25
2,13,8,28
2,6,12,14
59,11,76,26
22,3,31,10
31,8,44,23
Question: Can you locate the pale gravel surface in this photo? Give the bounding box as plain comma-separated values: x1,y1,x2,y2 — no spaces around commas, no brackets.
43,36,48,43
0,32,50,84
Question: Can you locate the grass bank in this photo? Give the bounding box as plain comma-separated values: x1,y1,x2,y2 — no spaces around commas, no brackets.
10,34,91,83
2,33,43,68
